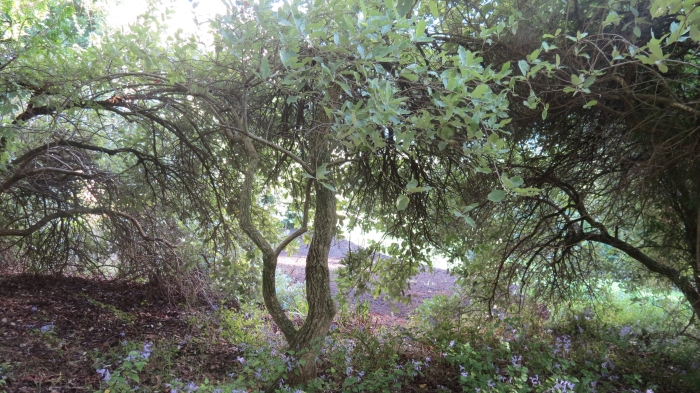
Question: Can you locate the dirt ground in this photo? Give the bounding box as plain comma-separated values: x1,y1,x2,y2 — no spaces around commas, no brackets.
0,242,457,391
0,275,242,392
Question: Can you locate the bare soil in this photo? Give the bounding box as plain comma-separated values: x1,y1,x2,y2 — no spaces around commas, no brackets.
0,274,243,392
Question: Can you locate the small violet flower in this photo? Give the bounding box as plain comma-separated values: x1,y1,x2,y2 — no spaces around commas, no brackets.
96,368,111,382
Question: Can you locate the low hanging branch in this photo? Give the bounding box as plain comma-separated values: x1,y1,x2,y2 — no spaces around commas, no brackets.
0,207,176,248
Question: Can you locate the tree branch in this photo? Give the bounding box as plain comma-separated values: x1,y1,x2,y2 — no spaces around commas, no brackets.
0,207,175,248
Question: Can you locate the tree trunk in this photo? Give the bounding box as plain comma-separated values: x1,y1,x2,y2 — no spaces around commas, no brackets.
285,179,337,385
233,86,339,389
284,87,339,387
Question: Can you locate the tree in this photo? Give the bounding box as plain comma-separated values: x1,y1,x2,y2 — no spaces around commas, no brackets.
0,0,225,300
435,0,700,324
1,0,516,387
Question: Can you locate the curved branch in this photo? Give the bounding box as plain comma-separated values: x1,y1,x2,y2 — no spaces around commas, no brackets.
576,231,700,317
237,135,297,341
10,140,159,168
223,125,314,175
1,167,104,194
0,207,175,248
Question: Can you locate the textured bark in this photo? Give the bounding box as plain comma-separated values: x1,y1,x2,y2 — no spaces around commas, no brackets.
237,136,298,342
285,176,337,386
696,206,700,294
284,88,339,387
234,87,339,389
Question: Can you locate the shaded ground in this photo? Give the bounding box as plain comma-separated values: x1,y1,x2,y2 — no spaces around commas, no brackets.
0,243,457,392
279,238,457,325
0,275,242,392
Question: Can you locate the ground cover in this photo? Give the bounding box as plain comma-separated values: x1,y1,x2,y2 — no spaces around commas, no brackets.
2,267,699,393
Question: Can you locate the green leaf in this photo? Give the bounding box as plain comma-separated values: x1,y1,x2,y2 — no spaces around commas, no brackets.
396,194,409,211
518,60,530,76
260,57,270,79
458,46,469,66
316,163,329,180
633,26,642,37
487,189,506,202
571,74,582,85
399,69,419,81
604,11,620,26
396,0,413,17
472,84,489,98
647,36,665,61
429,1,439,18
464,215,476,227
415,19,426,39
280,49,297,66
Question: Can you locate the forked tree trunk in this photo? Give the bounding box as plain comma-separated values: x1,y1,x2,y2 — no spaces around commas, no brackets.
284,88,338,386
234,88,339,390
285,179,336,385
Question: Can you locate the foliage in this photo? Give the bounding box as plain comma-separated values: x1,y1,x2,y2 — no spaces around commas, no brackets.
220,303,280,349
419,0,700,322
410,287,700,392
95,342,152,392
276,272,308,317
2,0,700,389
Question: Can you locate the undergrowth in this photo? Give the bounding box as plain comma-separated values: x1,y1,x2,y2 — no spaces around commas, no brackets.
6,273,699,393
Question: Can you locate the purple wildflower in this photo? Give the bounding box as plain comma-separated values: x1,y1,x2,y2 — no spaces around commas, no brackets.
411,359,422,371
96,368,111,381
553,378,575,392
620,326,633,337
511,355,522,366
141,343,152,359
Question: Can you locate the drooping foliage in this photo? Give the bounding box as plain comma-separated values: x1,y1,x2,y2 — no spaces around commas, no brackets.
425,0,700,322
